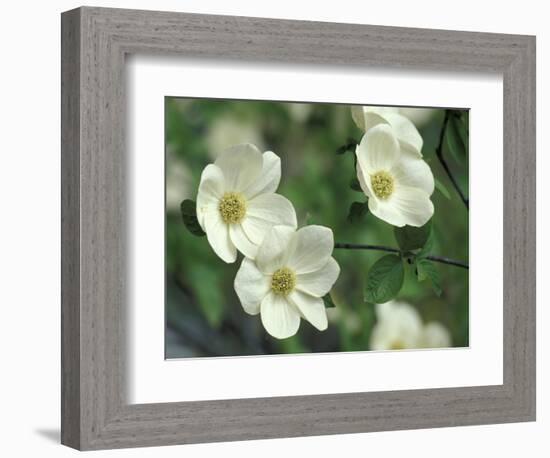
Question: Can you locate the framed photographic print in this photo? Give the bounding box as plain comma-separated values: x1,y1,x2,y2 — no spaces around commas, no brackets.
61,6,536,450
165,97,469,357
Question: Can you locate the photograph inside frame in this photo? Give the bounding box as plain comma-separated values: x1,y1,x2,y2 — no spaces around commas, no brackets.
165,97,469,359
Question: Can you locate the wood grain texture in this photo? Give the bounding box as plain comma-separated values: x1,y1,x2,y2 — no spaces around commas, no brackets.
60,8,81,449
61,6,536,450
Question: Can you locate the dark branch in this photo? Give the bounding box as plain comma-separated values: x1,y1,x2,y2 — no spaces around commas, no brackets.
436,110,469,209
334,242,468,269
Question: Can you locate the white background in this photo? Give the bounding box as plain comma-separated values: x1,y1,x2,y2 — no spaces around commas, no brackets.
0,0,546,457
129,58,503,403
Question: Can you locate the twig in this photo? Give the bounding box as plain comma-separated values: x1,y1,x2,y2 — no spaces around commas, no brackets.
436,110,469,209
334,242,468,269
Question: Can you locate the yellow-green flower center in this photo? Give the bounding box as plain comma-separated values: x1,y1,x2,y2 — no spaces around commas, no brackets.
271,267,296,296
371,171,394,199
218,192,246,224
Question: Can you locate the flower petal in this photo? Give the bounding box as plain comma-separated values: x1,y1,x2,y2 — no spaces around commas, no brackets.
389,186,434,227
242,193,297,245
242,151,281,199
260,292,300,339
420,322,452,348
287,225,334,274
368,187,434,227
214,143,263,192
234,258,269,315
229,224,258,259
368,197,408,227
351,106,399,131
255,225,295,274
288,290,328,331
204,210,237,263
296,257,340,297
391,156,435,195
196,164,225,230
356,161,374,198
356,124,400,174
370,301,423,350
383,112,423,157
375,300,421,323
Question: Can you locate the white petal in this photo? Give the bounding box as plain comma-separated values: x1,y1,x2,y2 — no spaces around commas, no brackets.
368,187,434,227
368,197,408,227
356,162,374,198
376,301,421,325
390,186,434,227
242,193,297,244
383,113,423,157
196,164,225,229
260,292,300,339
229,224,258,259
351,106,366,130
391,156,435,195
255,225,295,274
287,225,334,274
356,124,400,174
296,257,340,297
234,258,269,315
351,106,399,131
370,321,421,350
288,290,328,331
214,143,263,192
375,300,401,321
242,151,281,199
204,210,237,263
370,301,423,350
420,322,452,348
369,322,397,350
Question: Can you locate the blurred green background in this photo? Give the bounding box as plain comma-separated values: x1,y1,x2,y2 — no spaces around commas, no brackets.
165,98,469,358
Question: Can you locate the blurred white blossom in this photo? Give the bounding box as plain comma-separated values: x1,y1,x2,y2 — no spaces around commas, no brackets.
166,150,192,212
419,322,452,348
206,116,264,160
287,103,312,123
370,301,451,350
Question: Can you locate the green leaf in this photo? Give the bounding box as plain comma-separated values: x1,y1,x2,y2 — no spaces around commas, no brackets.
364,255,404,304
445,114,466,162
416,231,434,260
322,293,336,308
416,259,442,296
456,111,469,155
180,199,206,236
393,220,432,251
349,177,362,192
347,201,369,224
435,178,451,200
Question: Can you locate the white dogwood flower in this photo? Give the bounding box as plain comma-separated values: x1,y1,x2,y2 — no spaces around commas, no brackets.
351,105,423,157
419,322,452,348
234,225,340,339
370,301,452,350
196,144,297,263
355,124,434,227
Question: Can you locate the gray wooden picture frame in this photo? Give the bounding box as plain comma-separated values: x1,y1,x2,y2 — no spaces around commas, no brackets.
61,6,536,451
